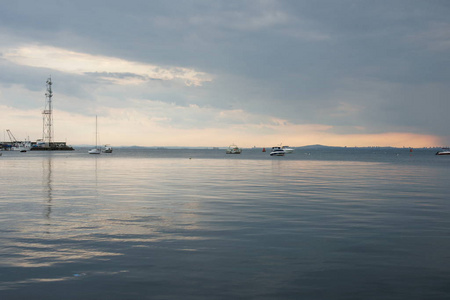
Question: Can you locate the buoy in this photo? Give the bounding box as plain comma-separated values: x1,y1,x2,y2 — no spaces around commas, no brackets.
262,148,266,152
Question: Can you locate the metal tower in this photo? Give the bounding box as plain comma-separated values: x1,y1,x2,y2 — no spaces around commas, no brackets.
42,77,53,147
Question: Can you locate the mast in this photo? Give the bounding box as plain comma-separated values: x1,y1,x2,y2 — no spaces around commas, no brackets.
95,115,98,148
42,77,53,147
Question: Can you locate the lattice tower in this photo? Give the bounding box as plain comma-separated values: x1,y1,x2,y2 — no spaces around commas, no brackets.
42,77,53,146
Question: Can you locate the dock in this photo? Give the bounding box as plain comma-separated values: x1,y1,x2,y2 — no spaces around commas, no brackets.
1,78,75,152
0,141,74,151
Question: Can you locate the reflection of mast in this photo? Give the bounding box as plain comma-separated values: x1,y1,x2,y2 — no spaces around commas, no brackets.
42,77,53,147
43,155,53,220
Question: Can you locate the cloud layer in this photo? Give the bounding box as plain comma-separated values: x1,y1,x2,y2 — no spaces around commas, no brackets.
1,1,449,147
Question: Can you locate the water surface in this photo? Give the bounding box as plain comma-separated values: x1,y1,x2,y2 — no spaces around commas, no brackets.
1,148,449,299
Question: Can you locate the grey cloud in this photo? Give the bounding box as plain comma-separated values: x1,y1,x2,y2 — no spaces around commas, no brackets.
1,0,450,142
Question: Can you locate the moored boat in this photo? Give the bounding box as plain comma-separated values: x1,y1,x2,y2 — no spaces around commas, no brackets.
270,146,285,156
102,145,113,153
11,142,31,152
88,148,101,154
282,145,294,153
226,144,242,154
88,116,101,154
436,147,450,155
6,130,32,152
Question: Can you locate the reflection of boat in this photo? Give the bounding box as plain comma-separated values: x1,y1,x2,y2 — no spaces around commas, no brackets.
282,145,294,153
102,145,113,153
270,146,285,156
436,147,450,155
88,116,101,154
226,144,242,154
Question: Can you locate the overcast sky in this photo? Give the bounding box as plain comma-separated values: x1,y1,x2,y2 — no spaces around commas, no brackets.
1,0,449,147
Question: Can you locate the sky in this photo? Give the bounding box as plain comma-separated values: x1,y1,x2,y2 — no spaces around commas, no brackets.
1,0,449,148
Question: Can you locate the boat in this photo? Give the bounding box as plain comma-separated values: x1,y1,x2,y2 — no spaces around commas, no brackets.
270,146,285,156
88,147,101,154
436,147,450,155
226,144,242,154
102,144,113,153
282,145,294,153
6,130,31,152
11,142,31,152
88,116,101,154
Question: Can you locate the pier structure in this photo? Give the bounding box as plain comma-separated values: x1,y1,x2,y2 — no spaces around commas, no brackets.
30,77,74,151
0,141,73,151
0,77,74,151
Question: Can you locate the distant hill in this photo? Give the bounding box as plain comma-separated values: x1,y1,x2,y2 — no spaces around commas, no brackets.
297,144,336,149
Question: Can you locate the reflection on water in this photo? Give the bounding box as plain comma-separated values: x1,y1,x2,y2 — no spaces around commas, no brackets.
0,150,450,299
43,154,52,220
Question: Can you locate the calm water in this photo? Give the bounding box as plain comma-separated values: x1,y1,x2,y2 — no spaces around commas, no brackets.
1,148,449,299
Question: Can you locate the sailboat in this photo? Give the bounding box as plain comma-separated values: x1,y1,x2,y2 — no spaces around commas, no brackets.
88,116,101,154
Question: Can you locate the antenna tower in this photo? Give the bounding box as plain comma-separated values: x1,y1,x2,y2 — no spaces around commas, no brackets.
42,77,53,146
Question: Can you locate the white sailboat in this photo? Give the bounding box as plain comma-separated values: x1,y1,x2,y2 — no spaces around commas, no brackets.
88,116,101,154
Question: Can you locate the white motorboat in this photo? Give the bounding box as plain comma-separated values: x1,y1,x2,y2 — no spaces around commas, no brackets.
11,142,31,152
102,145,113,153
282,145,294,153
226,144,242,154
88,116,101,154
270,146,285,156
436,148,450,155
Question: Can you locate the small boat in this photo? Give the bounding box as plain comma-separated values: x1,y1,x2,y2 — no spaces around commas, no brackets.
88,148,101,154
88,116,101,154
6,130,32,152
11,143,31,152
270,146,285,156
436,147,450,155
226,144,242,154
102,144,113,153
282,145,294,153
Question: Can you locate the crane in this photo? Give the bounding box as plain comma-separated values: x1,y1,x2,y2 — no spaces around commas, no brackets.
6,129,18,143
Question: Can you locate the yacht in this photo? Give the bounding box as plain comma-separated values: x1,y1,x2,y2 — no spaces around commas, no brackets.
282,145,294,153
436,147,450,155
270,146,285,156
88,116,101,154
226,144,242,154
102,145,113,153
